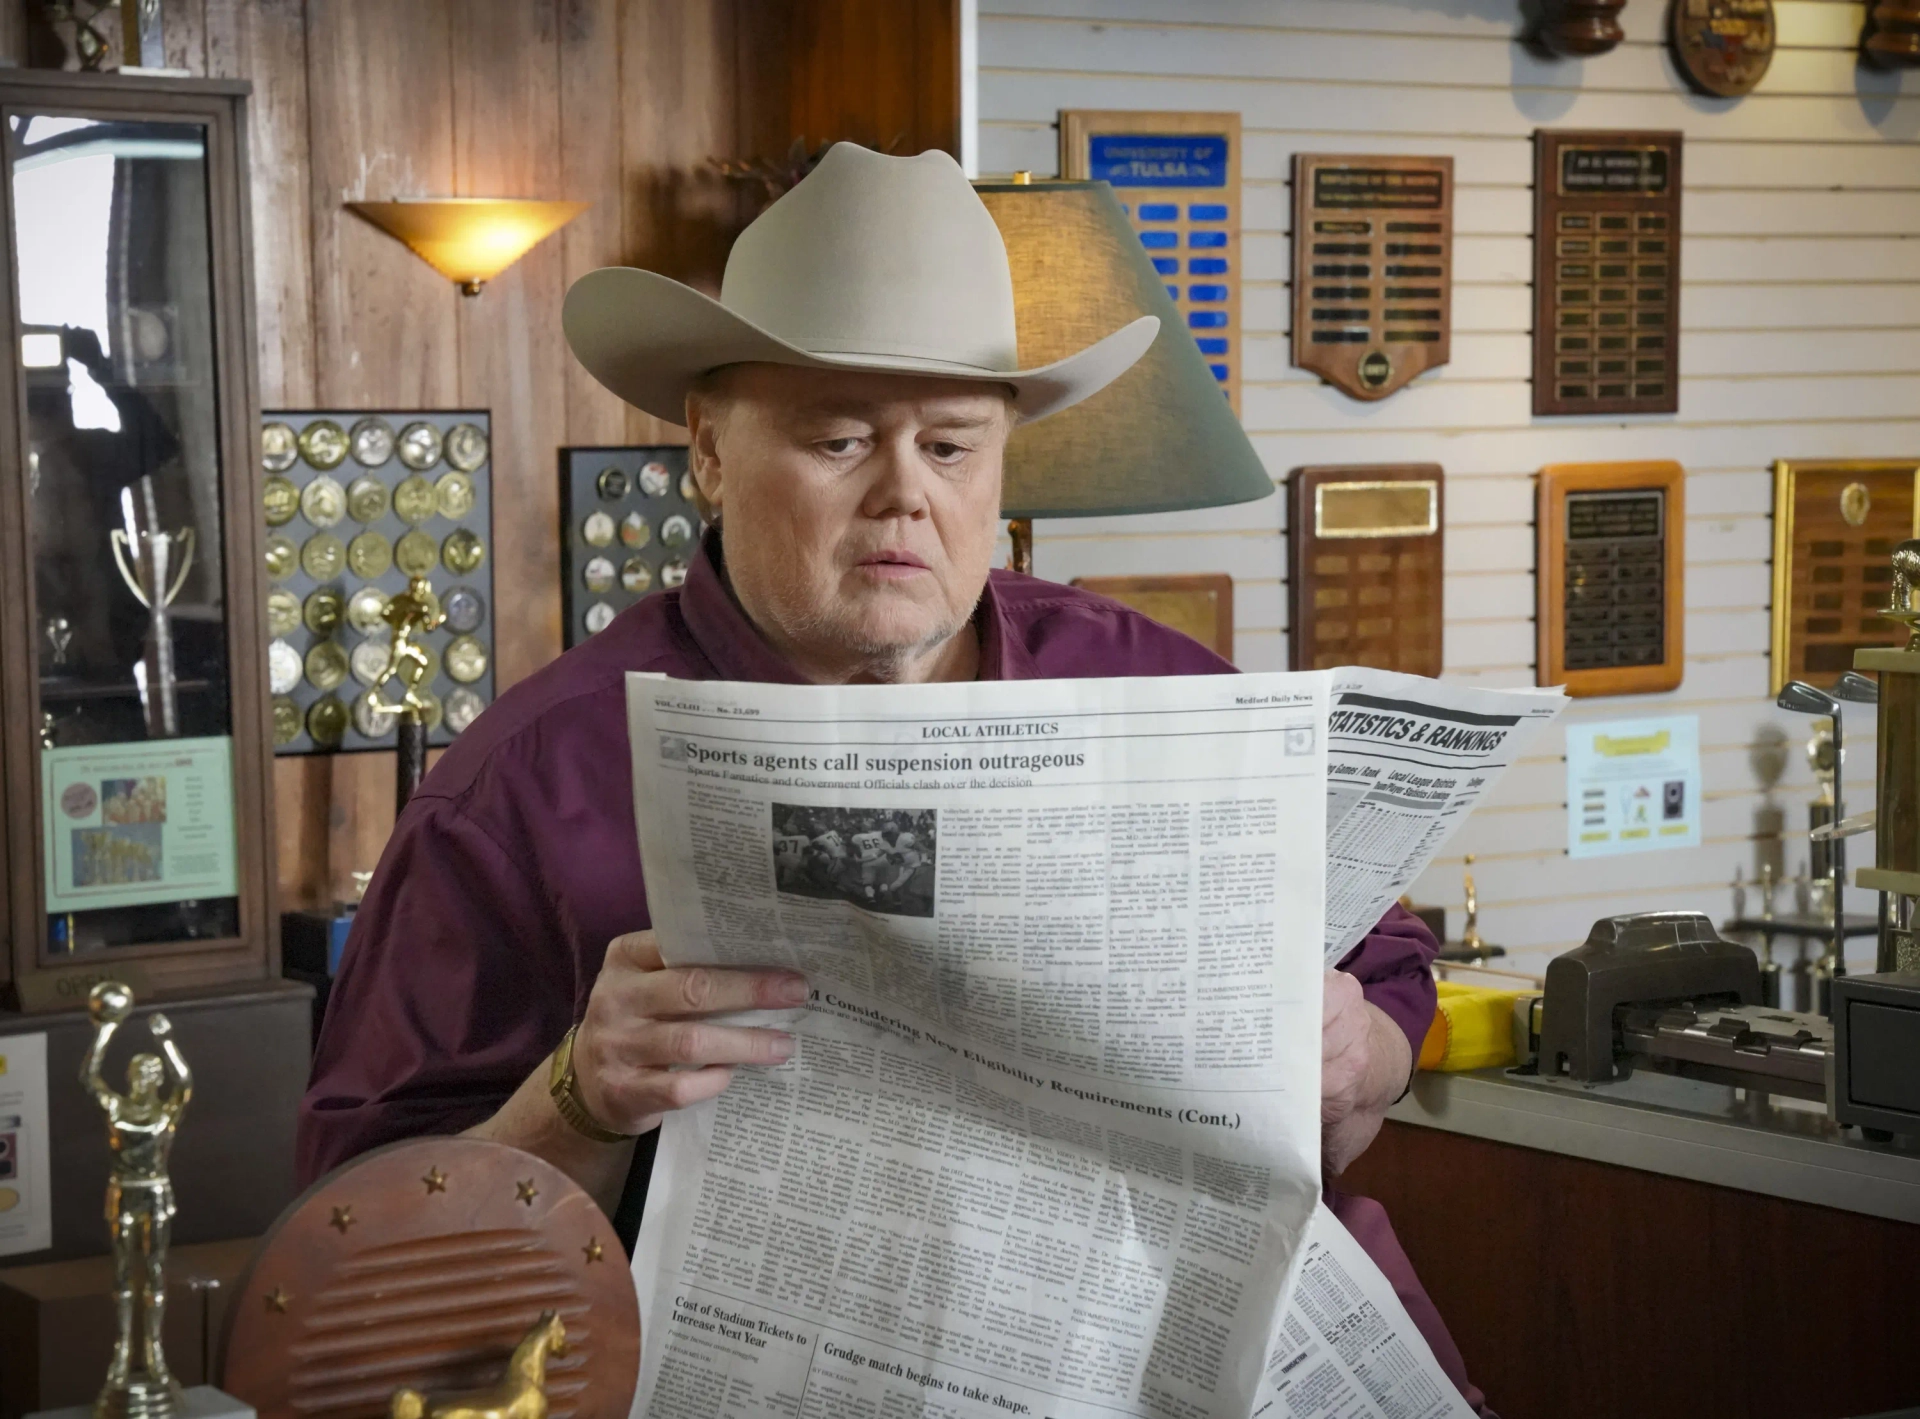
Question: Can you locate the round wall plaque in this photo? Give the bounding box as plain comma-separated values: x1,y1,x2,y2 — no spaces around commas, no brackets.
1672,0,1775,97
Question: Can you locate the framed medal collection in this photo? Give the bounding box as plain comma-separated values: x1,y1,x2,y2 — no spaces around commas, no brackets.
260,412,496,755
559,447,707,649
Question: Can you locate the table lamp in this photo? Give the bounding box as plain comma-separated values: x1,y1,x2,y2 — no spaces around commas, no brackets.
974,175,1272,573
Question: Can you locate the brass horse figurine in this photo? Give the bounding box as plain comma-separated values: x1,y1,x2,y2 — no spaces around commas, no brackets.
389,1312,567,1419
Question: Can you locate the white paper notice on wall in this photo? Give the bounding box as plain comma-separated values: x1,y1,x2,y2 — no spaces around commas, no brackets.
0,1032,53,1256
1565,714,1701,859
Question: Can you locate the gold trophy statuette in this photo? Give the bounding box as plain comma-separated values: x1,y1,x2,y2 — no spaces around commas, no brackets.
368,576,448,813
389,1312,567,1419
83,981,192,1419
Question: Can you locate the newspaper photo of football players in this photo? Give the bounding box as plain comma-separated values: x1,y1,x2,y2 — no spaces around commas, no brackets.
770,804,937,918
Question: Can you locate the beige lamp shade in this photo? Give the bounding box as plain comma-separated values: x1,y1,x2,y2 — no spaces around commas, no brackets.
975,178,1273,520
347,198,588,294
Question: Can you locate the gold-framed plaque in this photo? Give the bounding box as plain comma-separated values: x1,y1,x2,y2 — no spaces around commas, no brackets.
1070,574,1234,661
1286,465,1444,674
1770,458,1920,693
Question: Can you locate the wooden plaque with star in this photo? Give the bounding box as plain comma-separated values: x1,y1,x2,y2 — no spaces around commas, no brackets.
218,1136,640,1419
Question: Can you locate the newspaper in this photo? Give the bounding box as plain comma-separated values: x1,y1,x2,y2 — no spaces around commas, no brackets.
624,668,1551,1418
1324,671,1564,963
1257,1205,1476,1419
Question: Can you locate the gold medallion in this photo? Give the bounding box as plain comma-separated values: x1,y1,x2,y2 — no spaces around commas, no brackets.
264,534,297,582
262,475,300,526
300,475,347,529
619,511,650,548
301,532,345,580
442,528,486,574
393,474,438,526
350,416,395,467
395,529,440,577
416,688,444,731
350,636,393,687
443,584,485,634
620,557,653,594
1841,481,1872,527
303,587,345,636
298,419,349,470
583,555,616,594
266,588,301,637
261,421,298,473
305,640,350,692
661,558,689,589
661,514,693,549
639,461,670,498
445,634,489,684
582,511,615,548
267,639,303,695
271,695,303,746
348,531,393,579
347,584,390,634
397,420,444,471
352,690,397,740
306,694,349,749
435,470,476,520
597,467,629,500
445,686,486,733
584,601,616,634
680,471,697,503
445,422,489,472
347,475,390,524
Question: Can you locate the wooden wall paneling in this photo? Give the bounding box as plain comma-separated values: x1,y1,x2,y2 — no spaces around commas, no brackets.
305,0,462,900
557,0,632,450
450,2,569,688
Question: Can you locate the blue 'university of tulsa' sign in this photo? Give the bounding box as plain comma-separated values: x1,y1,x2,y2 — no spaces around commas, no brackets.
1088,133,1228,187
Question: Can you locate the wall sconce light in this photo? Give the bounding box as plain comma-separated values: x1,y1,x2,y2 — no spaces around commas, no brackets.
346,198,588,295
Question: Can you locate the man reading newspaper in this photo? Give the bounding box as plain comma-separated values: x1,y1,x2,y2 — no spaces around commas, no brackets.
297,146,1493,1414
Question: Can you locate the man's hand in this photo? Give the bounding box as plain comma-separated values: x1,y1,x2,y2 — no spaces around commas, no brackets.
1321,969,1413,1178
572,930,808,1136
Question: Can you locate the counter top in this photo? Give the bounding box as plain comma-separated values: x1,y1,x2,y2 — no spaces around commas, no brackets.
1388,1066,1920,1224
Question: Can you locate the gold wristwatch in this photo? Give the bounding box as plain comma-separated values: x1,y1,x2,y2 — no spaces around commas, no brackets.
548,1024,632,1143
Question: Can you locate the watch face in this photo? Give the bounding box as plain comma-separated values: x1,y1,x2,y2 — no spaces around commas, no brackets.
619,511,650,549
271,695,303,746
435,470,476,520
264,535,297,582
445,686,486,734
267,638,303,695
442,528,486,575
347,475,390,524
307,694,349,749
393,474,438,526
347,585,390,634
639,461,670,498
351,636,392,687
395,529,440,578
266,589,301,638
660,514,693,549
445,422,489,472
261,421,298,473
443,584,485,634
348,531,392,579
597,467,629,500
583,555,616,594
298,419,349,470
582,511,615,548
304,640,350,692
620,557,652,594
300,532,345,581
262,476,300,526
445,634,488,684
350,416,396,467
583,600,616,634
661,558,689,589
352,690,397,740
300,475,346,529
302,588,344,636
397,420,444,471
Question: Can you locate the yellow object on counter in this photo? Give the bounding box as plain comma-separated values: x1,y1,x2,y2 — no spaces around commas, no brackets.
1418,980,1527,1071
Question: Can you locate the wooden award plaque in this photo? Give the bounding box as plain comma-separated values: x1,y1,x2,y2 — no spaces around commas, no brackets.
1286,466,1444,675
1672,0,1776,97
1770,459,1920,693
1291,155,1453,402
1060,110,1242,412
1532,131,1683,418
1536,461,1686,697
222,1137,640,1419
1071,575,1234,660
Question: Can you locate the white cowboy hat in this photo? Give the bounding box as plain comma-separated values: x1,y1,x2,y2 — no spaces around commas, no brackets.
563,143,1157,424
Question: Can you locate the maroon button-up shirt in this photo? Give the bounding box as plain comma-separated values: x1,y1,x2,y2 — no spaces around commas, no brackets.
301,533,1484,1411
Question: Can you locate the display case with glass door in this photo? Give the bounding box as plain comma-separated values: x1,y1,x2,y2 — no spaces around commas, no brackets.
0,73,273,1009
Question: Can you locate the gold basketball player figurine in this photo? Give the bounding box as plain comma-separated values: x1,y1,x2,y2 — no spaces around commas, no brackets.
367,575,447,723
83,981,192,1419
389,1312,567,1419
1460,854,1484,959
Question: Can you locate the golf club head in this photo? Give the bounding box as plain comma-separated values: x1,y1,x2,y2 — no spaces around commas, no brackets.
1833,671,1880,705
1776,679,1840,718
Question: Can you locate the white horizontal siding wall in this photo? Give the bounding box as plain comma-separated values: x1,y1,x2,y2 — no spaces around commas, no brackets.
981,0,1917,976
